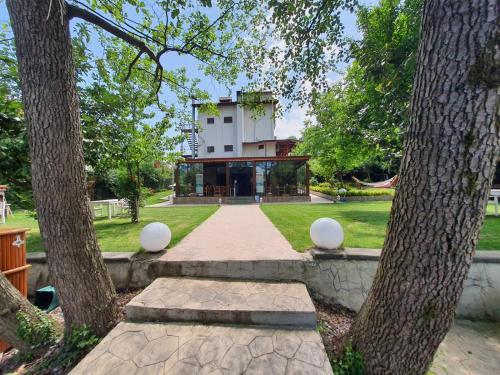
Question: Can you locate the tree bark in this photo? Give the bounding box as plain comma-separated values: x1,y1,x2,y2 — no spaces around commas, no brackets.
6,0,118,336
350,1,499,374
0,273,46,353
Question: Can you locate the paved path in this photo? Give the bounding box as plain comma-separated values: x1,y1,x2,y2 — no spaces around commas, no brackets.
160,205,301,261
431,320,500,375
71,321,333,375
310,194,332,204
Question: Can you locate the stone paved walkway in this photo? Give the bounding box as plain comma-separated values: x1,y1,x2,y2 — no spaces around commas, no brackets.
71,322,332,375
309,194,332,204
431,320,500,375
160,205,301,261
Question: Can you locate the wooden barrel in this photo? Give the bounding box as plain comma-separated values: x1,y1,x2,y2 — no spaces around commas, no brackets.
0,228,31,352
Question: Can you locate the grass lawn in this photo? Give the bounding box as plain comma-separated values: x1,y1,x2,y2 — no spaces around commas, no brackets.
144,190,172,205
4,205,217,253
261,201,500,252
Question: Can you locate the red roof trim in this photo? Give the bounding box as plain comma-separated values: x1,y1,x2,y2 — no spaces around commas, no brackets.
242,140,276,145
179,156,310,164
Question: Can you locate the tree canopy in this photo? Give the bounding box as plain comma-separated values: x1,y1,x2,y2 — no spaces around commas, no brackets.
0,28,31,208
296,0,423,179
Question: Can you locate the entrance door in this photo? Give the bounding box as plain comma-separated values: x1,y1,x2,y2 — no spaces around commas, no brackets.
229,162,253,196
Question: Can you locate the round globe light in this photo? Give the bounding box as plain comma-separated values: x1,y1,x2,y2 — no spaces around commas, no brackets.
310,218,344,250
338,188,347,194
140,222,171,252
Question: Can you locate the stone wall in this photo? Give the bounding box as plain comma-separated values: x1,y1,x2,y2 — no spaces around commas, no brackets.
262,195,311,203
173,195,311,204
304,249,500,321
173,196,220,204
27,252,160,297
27,248,500,321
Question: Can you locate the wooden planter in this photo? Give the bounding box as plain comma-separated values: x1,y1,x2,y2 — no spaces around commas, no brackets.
0,228,30,352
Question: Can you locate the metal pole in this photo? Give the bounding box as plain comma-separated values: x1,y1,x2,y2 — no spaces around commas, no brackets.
191,97,196,158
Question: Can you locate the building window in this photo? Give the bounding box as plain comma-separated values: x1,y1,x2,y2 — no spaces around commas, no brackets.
207,146,215,153
258,144,265,150
223,116,233,123
224,145,233,152
207,117,214,124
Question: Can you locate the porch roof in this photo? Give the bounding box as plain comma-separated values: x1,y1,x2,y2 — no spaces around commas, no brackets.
178,156,310,164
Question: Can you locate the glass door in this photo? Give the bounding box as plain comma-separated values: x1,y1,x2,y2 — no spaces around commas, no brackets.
228,162,254,196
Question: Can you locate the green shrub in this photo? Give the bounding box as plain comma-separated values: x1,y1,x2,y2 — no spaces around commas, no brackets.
16,309,57,352
331,344,365,375
317,182,332,188
311,185,394,197
28,324,100,374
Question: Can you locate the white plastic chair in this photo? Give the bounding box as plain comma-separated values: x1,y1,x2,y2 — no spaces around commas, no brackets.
93,204,104,217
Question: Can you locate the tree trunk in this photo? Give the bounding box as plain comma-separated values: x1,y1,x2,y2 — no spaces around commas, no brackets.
350,1,499,374
6,0,118,337
126,163,140,223
0,273,46,353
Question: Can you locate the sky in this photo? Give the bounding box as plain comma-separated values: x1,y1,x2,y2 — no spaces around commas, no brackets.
0,0,379,139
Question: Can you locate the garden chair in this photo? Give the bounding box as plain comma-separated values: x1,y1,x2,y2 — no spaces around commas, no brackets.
93,204,104,217
214,186,223,197
118,199,129,214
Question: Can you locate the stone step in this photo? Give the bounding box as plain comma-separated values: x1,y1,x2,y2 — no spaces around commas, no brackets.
70,321,333,375
151,258,305,281
125,277,317,327
225,198,257,205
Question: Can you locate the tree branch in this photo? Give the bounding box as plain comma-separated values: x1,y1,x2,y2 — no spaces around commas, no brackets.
125,49,144,80
67,3,160,64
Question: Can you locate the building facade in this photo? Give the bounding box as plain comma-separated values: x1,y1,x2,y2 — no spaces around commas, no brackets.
175,91,310,204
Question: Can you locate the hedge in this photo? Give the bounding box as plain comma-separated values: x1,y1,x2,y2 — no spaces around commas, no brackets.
311,185,395,197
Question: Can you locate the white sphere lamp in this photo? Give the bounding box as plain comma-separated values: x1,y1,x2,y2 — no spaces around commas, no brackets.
140,222,171,252
310,218,344,250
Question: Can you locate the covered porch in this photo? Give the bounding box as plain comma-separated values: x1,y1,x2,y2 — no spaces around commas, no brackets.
174,156,310,204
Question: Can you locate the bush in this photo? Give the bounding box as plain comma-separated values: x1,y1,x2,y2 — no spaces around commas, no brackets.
331,344,364,375
317,182,332,188
140,187,154,207
16,309,57,352
311,185,394,197
141,162,173,190
28,325,100,374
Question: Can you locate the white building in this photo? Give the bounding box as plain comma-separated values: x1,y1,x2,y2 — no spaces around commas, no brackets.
175,91,309,203
187,91,294,159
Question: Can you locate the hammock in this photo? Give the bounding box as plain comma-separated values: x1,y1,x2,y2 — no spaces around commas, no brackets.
352,175,398,188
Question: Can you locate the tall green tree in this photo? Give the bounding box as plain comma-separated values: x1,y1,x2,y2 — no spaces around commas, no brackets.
4,0,287,342
4,0,356,344
78,38,181,222
349,0,499,373
0,29,31,208
297,0,423,178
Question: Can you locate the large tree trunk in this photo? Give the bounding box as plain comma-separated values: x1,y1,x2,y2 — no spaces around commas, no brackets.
350,1,499,374
0,273,47,353
6,0,118,337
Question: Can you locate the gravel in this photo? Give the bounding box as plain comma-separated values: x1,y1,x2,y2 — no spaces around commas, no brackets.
313,298,355,358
